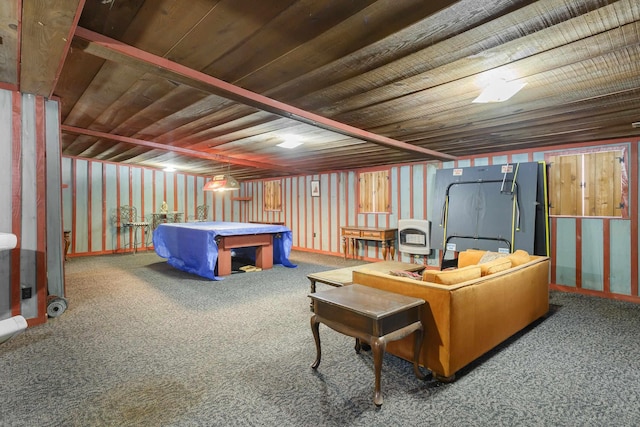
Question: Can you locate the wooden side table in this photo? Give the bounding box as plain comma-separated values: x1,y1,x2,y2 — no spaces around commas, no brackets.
341,226,397,260
309,284,426,406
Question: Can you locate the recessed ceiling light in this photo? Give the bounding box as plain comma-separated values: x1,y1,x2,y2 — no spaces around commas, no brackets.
473,80,527,103
277,140,302,149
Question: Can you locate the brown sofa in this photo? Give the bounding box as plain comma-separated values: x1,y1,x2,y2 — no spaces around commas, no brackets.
352,251,550,381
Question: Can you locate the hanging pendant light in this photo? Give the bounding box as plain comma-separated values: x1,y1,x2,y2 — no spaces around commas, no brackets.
203,174,240,191
204,160,240,191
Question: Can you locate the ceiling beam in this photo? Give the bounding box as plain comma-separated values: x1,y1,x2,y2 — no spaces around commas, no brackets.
72,26,457,161
61,125,304,174
20,0,85,97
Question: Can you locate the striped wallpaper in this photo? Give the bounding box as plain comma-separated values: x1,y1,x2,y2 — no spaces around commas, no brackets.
61,138,639,303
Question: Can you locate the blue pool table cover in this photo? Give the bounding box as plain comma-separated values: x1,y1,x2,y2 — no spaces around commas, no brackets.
153,221,296,280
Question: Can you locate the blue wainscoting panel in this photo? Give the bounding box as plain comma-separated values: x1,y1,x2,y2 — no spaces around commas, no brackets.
338,173,347,255
154,170,164,216
143,169,153,222
119,165,130,203
426,163,438,222
290,177,299,247
212,192,223,221
75,159,89,253
105,163,117,251
195,176,204,209
298,177,307,248
62,158,73,235
347,171,357,227
412,164,426,219
184,175,194,219
511,153,530,163
581,219,604,291
425,163,439,266
329,173,339,253
176,174,185,214
610,220,631,295
131,167,142,208
165,172,175,212
492,155,508,165
118,165,130,250
398,165,410,220
314,175,321,250
533,152,546,162
90,162,103,252
555,217,577,287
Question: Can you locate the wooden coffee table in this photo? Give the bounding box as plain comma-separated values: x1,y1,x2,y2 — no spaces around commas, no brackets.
307,260,424,293
309,284,426,406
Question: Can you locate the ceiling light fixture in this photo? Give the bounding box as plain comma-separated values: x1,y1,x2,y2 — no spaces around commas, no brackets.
203,160,240,192
632,122,640,128
163,166,176,172
472,79,526,103
203,174,240,191
277,140,302,149
277,135,303,149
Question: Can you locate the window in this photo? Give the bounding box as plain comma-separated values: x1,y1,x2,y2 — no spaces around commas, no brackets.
263,180,282,211
358,169,390,213
546,147,628,218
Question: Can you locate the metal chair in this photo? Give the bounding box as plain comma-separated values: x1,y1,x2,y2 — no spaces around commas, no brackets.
195,204,208,222
119,205,149,253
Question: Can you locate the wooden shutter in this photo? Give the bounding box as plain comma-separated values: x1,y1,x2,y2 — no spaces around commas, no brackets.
583,150,622,217
548,154,579,216
358,170,390,213
549,150,623,217
264,180,282,211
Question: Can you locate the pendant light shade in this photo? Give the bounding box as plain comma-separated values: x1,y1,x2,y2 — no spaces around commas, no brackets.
203,174,240,191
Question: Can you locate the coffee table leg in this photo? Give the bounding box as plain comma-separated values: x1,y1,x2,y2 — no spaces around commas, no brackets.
308,279,317,311
310,315,322,369
372,337,387,406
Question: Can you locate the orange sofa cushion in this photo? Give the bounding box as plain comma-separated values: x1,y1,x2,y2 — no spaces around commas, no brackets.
422,265,482,285
506,249,531,266
458,249,531,270
479,257,512,276
457,250,486,268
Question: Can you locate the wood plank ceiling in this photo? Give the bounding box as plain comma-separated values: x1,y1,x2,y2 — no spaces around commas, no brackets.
4,0,640,181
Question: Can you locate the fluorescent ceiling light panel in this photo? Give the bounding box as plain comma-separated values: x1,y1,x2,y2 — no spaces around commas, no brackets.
277,140,302,149
473,80,527,103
